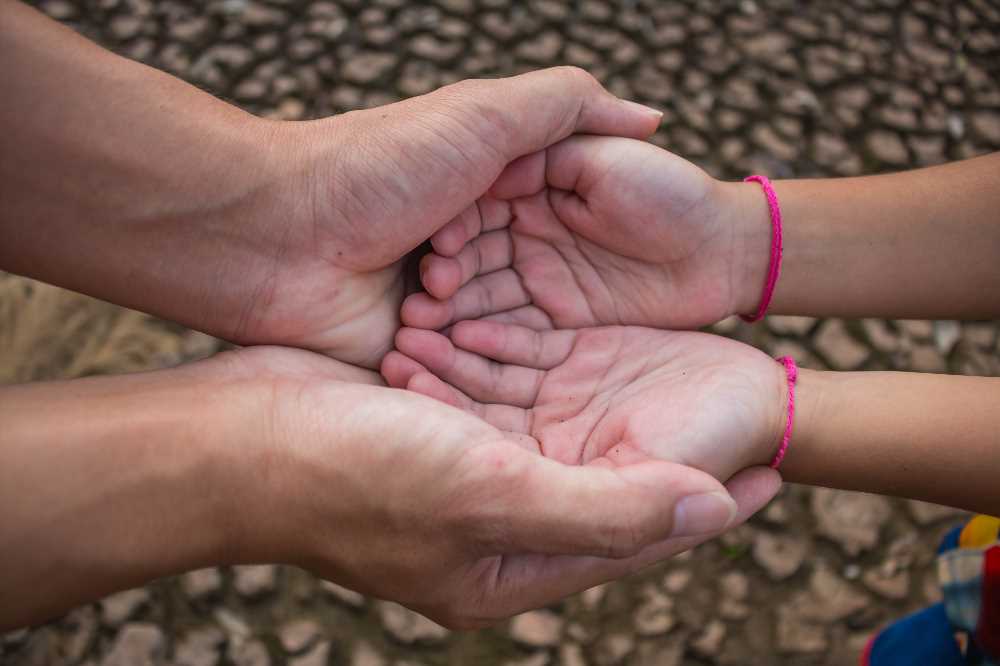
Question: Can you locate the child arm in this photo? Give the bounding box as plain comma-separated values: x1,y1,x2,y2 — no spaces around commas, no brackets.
731,152,1000,319
786,368,1000,515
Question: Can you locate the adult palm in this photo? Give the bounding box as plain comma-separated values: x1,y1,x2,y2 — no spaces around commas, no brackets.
401,136,765,335
384,322,787,482
190,344,780,629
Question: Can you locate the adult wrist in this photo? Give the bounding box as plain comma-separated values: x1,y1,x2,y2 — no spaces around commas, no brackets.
115,366,273,574
180,368,285,567
206,363,385,572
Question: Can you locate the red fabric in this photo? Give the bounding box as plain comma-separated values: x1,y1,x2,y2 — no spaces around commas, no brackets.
977,545,1000,659
860,634,875,666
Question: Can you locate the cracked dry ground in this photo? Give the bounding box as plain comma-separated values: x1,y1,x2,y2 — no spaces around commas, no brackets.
2,0,999,664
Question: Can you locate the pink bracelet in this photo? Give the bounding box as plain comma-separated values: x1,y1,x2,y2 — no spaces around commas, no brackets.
771,356,798,469
740,175,783,323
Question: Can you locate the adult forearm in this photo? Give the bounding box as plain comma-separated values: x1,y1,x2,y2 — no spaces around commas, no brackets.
0,0,282,339
729,152,1000,319
0,367,259,630
784,369,1000,514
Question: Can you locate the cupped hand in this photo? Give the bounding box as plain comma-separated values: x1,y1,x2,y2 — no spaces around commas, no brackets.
207,345,779,628
223,68,663,369
401,135,766,334
383,323,787,482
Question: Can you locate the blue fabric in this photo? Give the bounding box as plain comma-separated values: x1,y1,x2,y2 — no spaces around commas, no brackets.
867,604,964,666
940,525,965,554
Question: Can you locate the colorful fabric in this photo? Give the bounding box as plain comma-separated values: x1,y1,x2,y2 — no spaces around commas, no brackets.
861,604,964,666
865,515,1000,665
961,516,1000,549
939,545,990,633
978,546,1000,660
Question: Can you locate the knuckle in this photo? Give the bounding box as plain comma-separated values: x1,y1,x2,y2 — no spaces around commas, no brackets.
446,76,485,96
429,77,474,104
435,78,494,117
602,515,647,559
554,65,600,89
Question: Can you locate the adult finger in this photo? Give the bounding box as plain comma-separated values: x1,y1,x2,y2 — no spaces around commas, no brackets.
481,453,739,559
435,67,662,167
479,466,781,619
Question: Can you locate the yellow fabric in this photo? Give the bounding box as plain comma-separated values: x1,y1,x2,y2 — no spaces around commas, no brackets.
958,514,1000,548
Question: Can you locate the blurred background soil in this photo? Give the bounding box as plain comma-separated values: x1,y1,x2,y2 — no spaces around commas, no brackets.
2,0,999,664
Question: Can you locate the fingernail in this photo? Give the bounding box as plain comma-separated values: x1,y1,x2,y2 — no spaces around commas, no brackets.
623,99,664,120
672,492,737,537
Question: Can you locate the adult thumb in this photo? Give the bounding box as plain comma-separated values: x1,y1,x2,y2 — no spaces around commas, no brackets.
423,66,662,165
492,454,737,559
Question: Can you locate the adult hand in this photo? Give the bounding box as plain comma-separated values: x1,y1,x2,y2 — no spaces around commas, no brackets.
401,136,767,333
0,343,780,631
242,71,663,368
383,324,787,482
0,3,663,369
198,347,780,629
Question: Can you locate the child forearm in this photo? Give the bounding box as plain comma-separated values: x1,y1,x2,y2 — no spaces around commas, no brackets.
727,152,1000,319
784,368,1000,514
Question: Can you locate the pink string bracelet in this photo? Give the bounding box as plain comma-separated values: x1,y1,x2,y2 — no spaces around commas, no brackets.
740,175,783,323
771,356,798,469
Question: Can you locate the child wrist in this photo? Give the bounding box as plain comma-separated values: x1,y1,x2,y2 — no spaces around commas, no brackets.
723,180,777,319
739,175,784,323
768,356,798,470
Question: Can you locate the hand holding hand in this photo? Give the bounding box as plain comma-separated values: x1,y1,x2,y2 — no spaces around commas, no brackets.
383,324,787,482
212,346,779,628
401,136,768,334
229,70,663,368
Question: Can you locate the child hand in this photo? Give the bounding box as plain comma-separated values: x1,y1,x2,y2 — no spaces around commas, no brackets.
401,136,764,333
382,323,787,482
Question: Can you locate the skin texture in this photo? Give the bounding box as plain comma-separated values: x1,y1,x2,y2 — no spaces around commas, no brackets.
384,324,787,482
0,1,664,369
0,346,781,630
402,136,761,334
